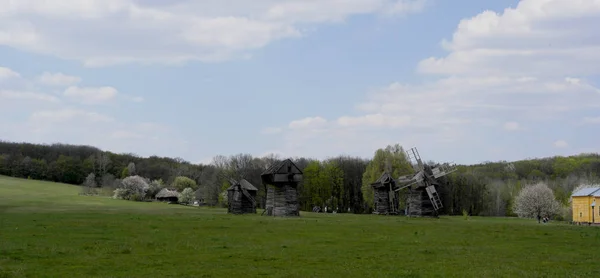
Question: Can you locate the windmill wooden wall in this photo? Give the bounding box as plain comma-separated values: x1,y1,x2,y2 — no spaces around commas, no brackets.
405,188,438,217
227,179,258,214
261,159,303,217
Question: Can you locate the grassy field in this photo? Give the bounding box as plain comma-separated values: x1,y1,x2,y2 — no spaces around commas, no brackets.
1,175,599,277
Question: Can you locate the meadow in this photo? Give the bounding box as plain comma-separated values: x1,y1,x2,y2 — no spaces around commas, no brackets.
1,175,599,277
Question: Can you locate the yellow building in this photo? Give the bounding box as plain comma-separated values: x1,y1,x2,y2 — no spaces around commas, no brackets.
571,187,600,225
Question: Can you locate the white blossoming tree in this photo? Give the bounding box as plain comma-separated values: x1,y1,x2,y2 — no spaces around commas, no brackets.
513,182,561,221
179,187,195,205
113,175,150,201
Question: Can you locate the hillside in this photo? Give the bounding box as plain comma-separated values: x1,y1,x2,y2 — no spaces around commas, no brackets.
1,140,599,219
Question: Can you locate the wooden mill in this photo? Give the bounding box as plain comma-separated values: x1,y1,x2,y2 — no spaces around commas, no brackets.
260,159,303,217
371,172,400,215
395,147,457,217
226,178,258,214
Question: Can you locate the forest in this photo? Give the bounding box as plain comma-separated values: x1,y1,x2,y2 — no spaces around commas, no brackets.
1,140,599,221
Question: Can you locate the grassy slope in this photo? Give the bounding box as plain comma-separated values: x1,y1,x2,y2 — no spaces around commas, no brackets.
1,176,599,278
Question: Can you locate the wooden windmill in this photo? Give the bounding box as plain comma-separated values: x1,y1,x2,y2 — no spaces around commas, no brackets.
260,159,303,217
226,177,258,214
371,160,400,215
394,147,457,217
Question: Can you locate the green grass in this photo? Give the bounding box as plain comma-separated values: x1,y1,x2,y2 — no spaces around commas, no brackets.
1,175,599,277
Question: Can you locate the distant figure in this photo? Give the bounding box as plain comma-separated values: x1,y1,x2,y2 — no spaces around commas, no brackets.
325,206,328,213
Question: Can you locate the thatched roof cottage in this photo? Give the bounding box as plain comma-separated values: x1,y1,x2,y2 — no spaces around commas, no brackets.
156,188,180,203
261,159,303,217
227,178,258,214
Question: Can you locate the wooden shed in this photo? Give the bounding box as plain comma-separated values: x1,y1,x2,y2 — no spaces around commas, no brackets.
156,188,180,203
261,159,303,217
227,178,258,214
571,187,600,225
371,172,400,215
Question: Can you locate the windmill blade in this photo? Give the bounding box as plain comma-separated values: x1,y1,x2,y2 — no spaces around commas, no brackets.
394,180,419,191
241,187,257,206
431,162,458,179
406,147,424,172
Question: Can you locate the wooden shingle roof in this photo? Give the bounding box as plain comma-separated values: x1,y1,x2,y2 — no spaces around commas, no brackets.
227,178,258,191
260,159,303,176
371,172,396,188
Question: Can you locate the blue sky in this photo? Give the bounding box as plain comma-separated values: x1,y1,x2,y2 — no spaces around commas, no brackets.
1,0,599,165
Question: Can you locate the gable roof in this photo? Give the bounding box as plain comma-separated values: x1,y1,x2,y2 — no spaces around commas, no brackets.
371,172,396,188
227,178,258,191
260,159,303,176
239,179,258,191
572,187,600,197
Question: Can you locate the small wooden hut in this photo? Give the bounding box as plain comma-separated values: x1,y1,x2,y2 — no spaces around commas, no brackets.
156,188,180,203
371,172,400,215
227,178,258,214
261,159,303,217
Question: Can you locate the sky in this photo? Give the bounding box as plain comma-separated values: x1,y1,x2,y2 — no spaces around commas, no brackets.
1,0,600,165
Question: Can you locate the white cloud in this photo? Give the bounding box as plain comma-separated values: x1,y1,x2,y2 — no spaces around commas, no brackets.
288,116,328,129
0,90,60,102
418,0,600,77
583,117,600,124
110,130,144,140
38,72,81,86
29,109,114,124
338,113,412,128
63,86,118,104
261,127,283,134
503,121,522,131
0,0,425,67
266,0,600,162
129,96,144,102
554,140,569,148
383,0,428,15
0,66,20,79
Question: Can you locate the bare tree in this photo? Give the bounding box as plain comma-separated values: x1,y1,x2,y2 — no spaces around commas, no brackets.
95,152,111,177
513,182,561,221
260,153,282,170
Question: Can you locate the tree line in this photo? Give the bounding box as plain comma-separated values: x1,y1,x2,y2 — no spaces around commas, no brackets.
1,140,599,219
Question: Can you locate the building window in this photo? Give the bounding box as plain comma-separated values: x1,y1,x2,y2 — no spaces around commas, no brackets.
580,212,583,218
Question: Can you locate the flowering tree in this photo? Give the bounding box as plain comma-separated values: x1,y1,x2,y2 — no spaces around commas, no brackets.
513,182,561,220
179,187,195,204
113,175,150,201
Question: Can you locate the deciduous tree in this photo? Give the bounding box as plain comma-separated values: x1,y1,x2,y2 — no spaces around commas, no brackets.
179,187,195,204
172,176,198,191
513,182,561,220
